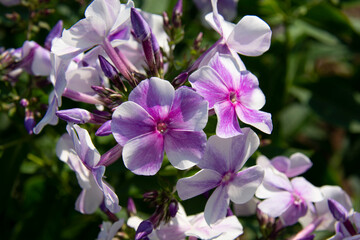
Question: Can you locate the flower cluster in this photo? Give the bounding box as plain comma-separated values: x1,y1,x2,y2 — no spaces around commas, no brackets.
1,0,357,239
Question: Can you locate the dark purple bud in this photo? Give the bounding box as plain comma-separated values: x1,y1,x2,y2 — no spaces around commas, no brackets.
45,20,63,50
95,120,112,136
131,8,151,41
56,108,92,124
99,55,118,79
98,144,123,166
162,12,170,29
172,72,188,87
25,109,36,135
328,199,348,222
127,198,137,215
20,98,29,107
150,32,163,71
143,191,158,201
135,220,153,240
169,200,178,217
172,0,183,28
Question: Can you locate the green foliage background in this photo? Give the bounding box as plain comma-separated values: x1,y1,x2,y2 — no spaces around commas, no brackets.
1,0,360,239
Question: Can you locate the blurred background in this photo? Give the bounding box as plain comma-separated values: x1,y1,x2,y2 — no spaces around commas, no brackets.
1,0,360,239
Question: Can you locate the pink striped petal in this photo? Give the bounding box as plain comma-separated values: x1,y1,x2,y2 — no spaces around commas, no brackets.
214,101,242,138
235,104,272,134
122,132,164,176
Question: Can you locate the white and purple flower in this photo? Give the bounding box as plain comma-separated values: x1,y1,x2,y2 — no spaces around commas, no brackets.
56,124,121,213
176,128,264,225
111,77,208,176
189,53,272,138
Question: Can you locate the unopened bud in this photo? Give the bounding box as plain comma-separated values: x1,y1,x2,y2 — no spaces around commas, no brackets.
172,72,188,87
131,8,151,41
45,20,63,50
169,200,178,217
95,120,112,136
172,0,183,28
56,108,92,124
328,198,348,222
127,198,137,215
25,109,36,134
20,98,29,107
135,220,153,240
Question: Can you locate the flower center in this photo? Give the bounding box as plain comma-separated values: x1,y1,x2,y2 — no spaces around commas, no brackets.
156,122,168,134
230,91,237,103
293,193,303,205
221,172,234,185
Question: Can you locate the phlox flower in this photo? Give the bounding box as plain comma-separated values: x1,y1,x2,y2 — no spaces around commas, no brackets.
56,124,121,213
111,77,208,176
176,128,264,225
185,0,272,74
255,160,323,226
189,53,272,138
206,0,271,56
127,204,243,240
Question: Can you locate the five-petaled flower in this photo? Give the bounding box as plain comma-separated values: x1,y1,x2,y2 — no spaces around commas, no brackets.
189,53,272,138
111,77,208,176
176,128,264,225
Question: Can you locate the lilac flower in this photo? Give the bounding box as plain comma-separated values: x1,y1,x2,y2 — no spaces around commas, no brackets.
189,53,272,138
255,163,323,226
111,77,208,175
56,124,121,213
127,204,243,240
180,0,272,77
97,219,124,240
257,152,312,178
176,128,264,225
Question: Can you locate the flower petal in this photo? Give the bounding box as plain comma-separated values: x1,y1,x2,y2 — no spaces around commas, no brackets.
204,185,230,225
75,176,103,214
235,104,273,134
189,66,229,109
176,169,222,200
93,166,121,213
111,101,155,146
198,128,259,174
167,87,208,131
208,53,241,91
257,192,293,218
67,124,101,168
122,132,164,176
129,77,174,121
227,15,272,56
292,177,323,203
280,199,308,226
238,71,265,110
272,153,313,178
214,101,242,138
164,130,207,170
228,165,264,204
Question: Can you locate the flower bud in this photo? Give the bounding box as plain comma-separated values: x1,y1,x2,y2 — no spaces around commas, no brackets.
172,0,183,28
56,108,92,124
25,109,36,135
20,98,29,108
135,220,153,240
131,8,151,41
45,20,63,51
127,198,137,215
328,198,348,222
98,144,123,166
169,200,178,217
96,120,112,136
